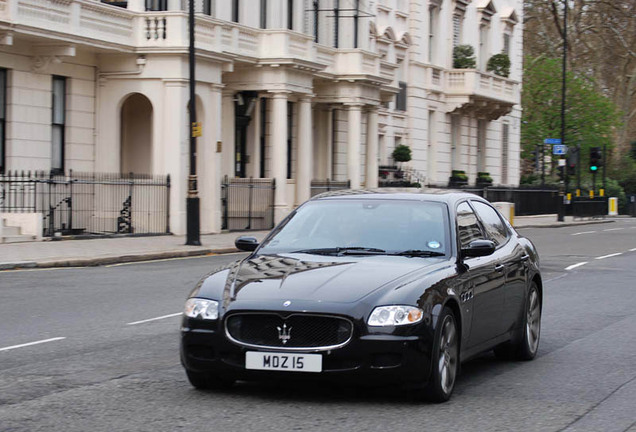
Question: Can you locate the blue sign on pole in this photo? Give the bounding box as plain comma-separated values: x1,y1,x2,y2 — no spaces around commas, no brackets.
552,144,568,155
544,138,562,145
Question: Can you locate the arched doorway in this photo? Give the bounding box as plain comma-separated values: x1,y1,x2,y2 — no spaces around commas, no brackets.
120,93,153,175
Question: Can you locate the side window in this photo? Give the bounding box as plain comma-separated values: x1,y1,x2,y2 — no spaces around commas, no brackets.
456,202,486,249
471,201,510,246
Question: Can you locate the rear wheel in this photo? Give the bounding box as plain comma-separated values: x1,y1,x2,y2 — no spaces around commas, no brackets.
494,281,541,361
186,370,235,390
423,307,459,403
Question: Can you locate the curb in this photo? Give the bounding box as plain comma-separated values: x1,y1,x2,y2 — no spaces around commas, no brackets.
0,247,241,271
515,220,614,229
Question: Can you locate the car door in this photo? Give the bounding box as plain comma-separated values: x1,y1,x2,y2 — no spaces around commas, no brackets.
471,200,528,334
456,201,506,349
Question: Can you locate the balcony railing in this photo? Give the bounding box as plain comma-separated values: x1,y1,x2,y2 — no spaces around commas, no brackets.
445,69,519,105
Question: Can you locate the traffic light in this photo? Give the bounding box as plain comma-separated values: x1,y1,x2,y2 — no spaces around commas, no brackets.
531,150,539,171
589,147,602,173
567,149,577,176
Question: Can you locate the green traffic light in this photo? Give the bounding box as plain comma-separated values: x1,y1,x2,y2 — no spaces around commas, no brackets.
590,166,598,171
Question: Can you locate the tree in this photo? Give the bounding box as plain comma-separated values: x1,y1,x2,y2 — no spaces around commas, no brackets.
521,56,621,178
523,0,635,158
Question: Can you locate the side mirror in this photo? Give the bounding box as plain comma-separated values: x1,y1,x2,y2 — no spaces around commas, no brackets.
461,239,496,258
235,236,259,252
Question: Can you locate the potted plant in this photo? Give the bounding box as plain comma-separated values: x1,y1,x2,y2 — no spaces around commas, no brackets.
476,171,493,186
452,45,476,69
392,144,412,163
449,170,469,187
486,53,511,77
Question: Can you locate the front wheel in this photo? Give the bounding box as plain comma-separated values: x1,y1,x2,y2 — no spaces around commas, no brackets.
494,281,541,361
424,307,459,403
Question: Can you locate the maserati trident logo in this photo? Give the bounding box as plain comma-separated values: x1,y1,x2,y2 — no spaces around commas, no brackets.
277,323,292,345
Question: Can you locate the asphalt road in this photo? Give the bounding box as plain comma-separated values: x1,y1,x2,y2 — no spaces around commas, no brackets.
0,219,635,432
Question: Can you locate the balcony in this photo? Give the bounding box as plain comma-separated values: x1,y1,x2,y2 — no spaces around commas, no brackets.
0,0,397,83
445,69,520,120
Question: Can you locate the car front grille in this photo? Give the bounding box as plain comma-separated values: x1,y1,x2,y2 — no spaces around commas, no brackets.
225,313,353,350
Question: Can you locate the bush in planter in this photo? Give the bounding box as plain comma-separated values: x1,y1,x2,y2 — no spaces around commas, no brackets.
451,170,468,181
449,170,469,187
476,171,493,185
486,53,511,77
453,45,476,69
392,144,412,163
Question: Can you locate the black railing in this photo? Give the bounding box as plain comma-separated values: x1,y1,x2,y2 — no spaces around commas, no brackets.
221,177,275,231
0,170,170,237
310,179,350,197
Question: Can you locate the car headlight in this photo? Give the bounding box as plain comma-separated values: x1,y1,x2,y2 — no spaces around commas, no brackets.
368,305,424,326
184,298,219,320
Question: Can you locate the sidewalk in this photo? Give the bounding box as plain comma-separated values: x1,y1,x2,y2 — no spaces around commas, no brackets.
0,215,615,271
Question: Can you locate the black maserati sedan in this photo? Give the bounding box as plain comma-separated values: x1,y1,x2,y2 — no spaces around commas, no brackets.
180,190,542,402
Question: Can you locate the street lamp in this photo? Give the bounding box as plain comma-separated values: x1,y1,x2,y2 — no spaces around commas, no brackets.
186,0,201,245
557,0,568,222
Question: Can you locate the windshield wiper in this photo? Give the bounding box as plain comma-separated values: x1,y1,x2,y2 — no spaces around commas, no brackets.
392,250,446,257
291,247,387,256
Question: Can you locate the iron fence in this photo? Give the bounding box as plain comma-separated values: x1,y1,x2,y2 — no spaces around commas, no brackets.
310,179,351,197
0,170,170,237
221,177,275,231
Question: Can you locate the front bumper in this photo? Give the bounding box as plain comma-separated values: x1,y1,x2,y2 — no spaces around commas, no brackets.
180,321,435,387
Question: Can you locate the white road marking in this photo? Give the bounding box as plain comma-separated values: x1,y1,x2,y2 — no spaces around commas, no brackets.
595,253,623,260
630,248,636,252
565,262,588,271
571,231,596,236
0,337,66,352
126,312,182,326
603,228,623,232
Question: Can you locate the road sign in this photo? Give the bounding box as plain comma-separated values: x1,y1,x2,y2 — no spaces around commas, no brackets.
545,138,561,145
553,144,568,155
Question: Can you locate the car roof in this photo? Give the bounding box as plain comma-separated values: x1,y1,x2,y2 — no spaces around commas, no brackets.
310,188,488,207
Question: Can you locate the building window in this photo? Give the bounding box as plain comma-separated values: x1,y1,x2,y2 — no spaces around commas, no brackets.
232,0,239,22
287,102,293,179
145,0,166,11
203,0,214,15
452,13,462,47
479,24,490,70
0,68,6,174
52,76,66,174
287,0,293,30
501,123,509,184
260,98,267,178
260,0,267,28
396,82,407,111
503,33,511,56
313,0,319,43
428,6,437,63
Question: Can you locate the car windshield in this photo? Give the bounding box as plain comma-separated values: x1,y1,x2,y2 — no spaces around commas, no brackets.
258,199,450,256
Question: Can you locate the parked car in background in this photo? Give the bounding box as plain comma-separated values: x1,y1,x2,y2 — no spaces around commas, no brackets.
181,190,542,402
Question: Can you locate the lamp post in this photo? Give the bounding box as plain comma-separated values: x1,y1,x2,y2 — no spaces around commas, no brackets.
557,0,567,222
186,0,201,245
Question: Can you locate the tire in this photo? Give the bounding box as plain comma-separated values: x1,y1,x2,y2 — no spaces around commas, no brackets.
494,281,541,361
517,282,541,360
424,307,460,403
186,370,235,390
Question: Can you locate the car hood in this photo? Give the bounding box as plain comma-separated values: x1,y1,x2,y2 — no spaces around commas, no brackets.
200,253,446,307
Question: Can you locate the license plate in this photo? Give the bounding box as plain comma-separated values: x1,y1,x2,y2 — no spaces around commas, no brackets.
245,352,322,373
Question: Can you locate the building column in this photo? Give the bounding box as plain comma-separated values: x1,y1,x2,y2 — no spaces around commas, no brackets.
221,90,235,178
346,104,363,189
295,95,313,205
270,91,290,223
365,108,379,188
326,107,334,179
